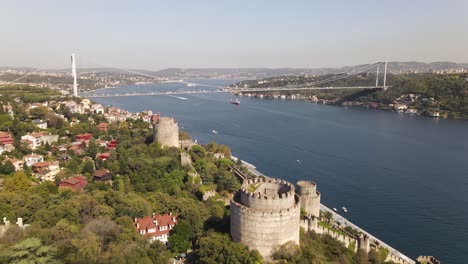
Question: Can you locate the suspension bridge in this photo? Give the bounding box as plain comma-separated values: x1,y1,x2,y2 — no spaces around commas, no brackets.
1,56,395,98
78,60,393,98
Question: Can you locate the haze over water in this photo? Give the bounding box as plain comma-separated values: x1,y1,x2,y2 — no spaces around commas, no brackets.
88,79,468,264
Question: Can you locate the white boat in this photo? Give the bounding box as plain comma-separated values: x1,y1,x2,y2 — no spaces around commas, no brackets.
296,160,301,164
333,208,338,212
212,130,218,134
342,207,348,213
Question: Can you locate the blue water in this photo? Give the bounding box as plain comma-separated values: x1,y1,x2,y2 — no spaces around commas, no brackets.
87,79,468,263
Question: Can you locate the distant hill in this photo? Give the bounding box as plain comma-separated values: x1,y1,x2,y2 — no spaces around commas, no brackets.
2,61,467,78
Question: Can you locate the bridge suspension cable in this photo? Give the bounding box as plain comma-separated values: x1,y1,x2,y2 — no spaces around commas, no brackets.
294,62,382,87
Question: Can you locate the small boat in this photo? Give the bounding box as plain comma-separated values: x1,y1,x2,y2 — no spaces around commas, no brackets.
230,99,240,105
212,130,218,134
342,207,348,213
296,160,301,164
333,208,338,212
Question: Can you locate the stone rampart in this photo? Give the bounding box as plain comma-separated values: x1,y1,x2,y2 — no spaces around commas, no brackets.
300,218,358,253
155,117,179,148
230,177,300,259
230,196,300,258
297,181,321,218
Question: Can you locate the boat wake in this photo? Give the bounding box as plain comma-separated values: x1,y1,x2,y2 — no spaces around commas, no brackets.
168,95,189,100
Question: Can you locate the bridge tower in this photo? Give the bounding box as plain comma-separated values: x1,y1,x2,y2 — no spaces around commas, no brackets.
71,54,78,97
383,60,388,91
375,64,380,87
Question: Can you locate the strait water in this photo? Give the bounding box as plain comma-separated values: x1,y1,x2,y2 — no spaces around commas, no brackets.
87,79,468,263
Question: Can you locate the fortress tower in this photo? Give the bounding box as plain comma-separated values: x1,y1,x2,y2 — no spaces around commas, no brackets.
154,117,180,148
230,177,300,259
297,181,321,218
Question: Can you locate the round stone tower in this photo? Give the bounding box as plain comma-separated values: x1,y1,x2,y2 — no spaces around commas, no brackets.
155,117,180,148
230,177,300,259
297,181,321,218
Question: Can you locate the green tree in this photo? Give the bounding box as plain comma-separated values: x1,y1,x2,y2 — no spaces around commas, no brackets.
168,220,193,253
81,160,95,175
3,171,30,192
0,160,16,175
194,232,262,264
0,237,59,264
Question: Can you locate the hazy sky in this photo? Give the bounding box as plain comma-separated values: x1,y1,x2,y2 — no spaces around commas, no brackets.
1,0,467,69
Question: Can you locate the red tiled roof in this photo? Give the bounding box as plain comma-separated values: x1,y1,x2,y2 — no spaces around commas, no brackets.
75,133,93,141
94,169,110,178
31,162,50,167
59,175,87,191
135,214,178,237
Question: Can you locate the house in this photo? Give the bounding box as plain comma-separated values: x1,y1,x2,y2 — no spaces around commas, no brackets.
70,142,86,155
134,213,178,243
32,119,48,129
96,152,111,161
93,169,112,184
31,161,59,173
97,122,108,132
107,139,118,149
41,134,59,145
57,153,72,162
0,132,14,146
75,133,93,141
91,104,105,114
35,168,61,182
21,132,43,150
23,154,44,167
59,175,88,191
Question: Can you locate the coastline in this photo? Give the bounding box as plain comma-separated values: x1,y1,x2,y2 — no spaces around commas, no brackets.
235,155,416,264
232,93,463,120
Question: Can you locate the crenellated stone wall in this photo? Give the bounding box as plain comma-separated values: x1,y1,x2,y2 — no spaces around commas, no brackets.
300,217,358,253
240,178,296,211
297,181,321,218
230,177,300,259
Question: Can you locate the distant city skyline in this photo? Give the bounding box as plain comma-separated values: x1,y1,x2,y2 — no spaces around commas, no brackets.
1,0,467,70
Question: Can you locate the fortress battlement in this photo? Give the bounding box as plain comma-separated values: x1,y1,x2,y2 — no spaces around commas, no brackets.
238,177,297,211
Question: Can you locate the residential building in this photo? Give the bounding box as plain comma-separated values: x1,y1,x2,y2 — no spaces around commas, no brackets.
107,139,118,149
0,132,14,146
21,132,43,150
134,213,178,243
93,169,112,184
59,175,88,191
75,133,93,141
23,154,44,167
32,119,48,129
96,152,111,160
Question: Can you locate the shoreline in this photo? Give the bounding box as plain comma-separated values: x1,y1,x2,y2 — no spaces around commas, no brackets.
233,93,467,121
234,155,415,264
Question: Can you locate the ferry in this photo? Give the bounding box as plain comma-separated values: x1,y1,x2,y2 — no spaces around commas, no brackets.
230,99,240,105
342,207,348,213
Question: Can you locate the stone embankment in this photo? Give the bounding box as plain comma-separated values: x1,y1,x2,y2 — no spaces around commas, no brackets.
320,204,415,264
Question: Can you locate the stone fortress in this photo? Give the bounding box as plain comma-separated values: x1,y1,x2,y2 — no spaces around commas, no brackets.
230,177,414,264
230,177,301,258
153,116,180,148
